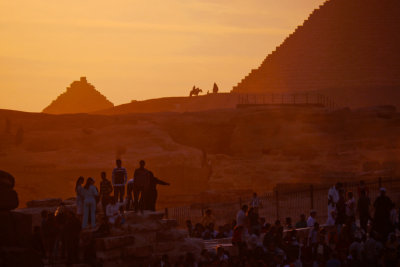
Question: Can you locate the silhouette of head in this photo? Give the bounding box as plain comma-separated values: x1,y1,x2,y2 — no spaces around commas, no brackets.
347,191,353,199
75,176,84,191
84,177,95,189
380,187,386,196
242,205,248,212
101,172,106,180
116,159,122,168
139,160,145,168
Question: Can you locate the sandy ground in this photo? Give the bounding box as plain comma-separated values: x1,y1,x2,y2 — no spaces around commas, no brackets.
1,105,399,208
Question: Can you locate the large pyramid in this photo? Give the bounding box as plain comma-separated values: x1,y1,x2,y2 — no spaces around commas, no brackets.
43,77,114,114
232,0,400,107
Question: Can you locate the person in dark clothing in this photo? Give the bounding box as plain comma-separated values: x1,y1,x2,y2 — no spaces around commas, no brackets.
64,210,81,265
126,178,134,210
145,171,169,211
112,159,128,203
32,226,45,258
357,189,370,232
133,160,150,213
373,188,392,239
99,171,113,215
335,189,346,226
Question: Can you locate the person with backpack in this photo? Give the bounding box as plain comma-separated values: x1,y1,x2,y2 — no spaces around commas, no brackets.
99,172,113,215
112,159,128,203
133,160,150,213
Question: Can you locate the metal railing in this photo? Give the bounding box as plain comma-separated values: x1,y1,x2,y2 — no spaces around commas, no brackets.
236,93,338,110
163,176,400,227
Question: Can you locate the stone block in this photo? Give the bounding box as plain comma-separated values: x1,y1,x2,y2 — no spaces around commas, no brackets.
134,232,157,247
125,210,164,224
96,249,122,262
156,229,187,242
95,234,135,251
26,198,62,208
123,245,153,258
154,242,175,253
0,170,15,189
0,189,18,211
160,219,178,229
178,238,204,255
127,221,163,233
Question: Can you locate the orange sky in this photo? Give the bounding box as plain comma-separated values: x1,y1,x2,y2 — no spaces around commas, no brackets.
0,0,324,112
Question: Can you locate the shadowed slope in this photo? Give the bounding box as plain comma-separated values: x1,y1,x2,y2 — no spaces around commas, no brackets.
232,0,400,107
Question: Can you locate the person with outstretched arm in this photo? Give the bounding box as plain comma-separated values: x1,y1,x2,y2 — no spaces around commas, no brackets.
145,171,170,211
112,159,128,203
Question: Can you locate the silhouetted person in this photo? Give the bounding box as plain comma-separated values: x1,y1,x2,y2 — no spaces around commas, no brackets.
99,171,113,214
31,226,45,258
357,189,370,231
133,160,150,213
126,177,134,210
75,176,84,220
82,177,98,228
373,187,392,239
358,180,369,198
236,205,248,226
64,210,81,265
212,82,219,93
112,159,127,203
335,189,346,226
250,192,262,214
295,214,307,229
328,182,341,223
144,171,169,211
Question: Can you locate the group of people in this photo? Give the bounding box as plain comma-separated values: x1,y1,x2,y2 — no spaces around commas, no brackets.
182,182,400,266
75,159,170,228
326,181,398,239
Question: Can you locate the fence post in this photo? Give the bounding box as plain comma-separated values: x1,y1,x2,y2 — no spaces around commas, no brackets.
378,177,382,188
275,189,279,220
165,207,169,219
310,185,314,210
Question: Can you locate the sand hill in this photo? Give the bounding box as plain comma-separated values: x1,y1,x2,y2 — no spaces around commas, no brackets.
43,77,114,114
232,0,400,107
1,105,399,208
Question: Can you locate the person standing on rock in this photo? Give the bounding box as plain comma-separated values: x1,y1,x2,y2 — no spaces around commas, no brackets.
99,172,113,215
126,177,135,210
144,171,170,211
327,182,341,223
82,177,98,228
75,176,84,220
112,159,128,203
133,160,150,213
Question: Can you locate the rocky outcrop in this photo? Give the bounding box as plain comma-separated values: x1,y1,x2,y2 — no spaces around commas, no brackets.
0,170,18,211
43,77,114,114
92,211,203,265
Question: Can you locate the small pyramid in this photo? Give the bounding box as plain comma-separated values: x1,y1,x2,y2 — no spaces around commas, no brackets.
43,77,114,114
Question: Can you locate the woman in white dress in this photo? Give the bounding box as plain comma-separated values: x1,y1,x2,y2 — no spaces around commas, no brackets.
75,176,84,220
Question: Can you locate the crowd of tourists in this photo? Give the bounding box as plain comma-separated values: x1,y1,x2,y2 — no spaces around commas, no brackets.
182,182,400,266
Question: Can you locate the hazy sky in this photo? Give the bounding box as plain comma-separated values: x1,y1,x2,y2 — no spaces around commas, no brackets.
0,0,324,112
